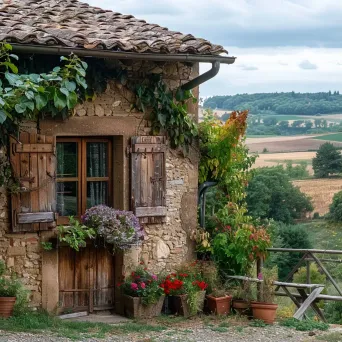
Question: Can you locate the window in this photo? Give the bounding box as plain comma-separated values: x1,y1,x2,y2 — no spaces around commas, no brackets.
56,137,112,222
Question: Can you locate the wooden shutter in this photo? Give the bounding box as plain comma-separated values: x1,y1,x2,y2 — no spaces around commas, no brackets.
10,132,56,232
131,136,167,224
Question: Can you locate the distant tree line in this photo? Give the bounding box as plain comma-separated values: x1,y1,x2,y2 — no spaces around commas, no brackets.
246,116,341,136
204,91,342,115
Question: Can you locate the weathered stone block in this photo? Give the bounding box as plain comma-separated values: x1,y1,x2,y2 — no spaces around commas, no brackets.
154,238,170,260
7,246,26,256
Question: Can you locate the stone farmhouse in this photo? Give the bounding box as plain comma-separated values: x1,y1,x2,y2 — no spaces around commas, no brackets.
0,0,235,314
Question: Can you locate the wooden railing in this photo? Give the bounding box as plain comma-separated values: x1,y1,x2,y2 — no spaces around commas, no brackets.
266,248,342,301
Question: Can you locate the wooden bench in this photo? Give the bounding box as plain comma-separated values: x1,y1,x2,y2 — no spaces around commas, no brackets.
227,275,326,321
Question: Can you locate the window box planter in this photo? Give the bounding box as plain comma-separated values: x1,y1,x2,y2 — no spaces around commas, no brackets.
168,291,206,317
0,297,16,318
250,301,278,324
123,294,165,319
206,295,232,315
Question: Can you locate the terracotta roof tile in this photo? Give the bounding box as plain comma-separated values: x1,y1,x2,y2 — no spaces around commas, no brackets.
0,0,227,55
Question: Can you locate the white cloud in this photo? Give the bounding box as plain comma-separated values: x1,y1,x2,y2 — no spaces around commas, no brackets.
84,0,342,96
199,47,342,96
298,60,318,70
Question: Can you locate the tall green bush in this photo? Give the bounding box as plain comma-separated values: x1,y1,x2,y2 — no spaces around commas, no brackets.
246,167,313,223
312,142,342,178
328,191,342,222
266,223,312,280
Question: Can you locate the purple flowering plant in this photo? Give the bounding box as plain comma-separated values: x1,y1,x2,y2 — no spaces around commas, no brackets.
118,265,164,305
82,205,144,251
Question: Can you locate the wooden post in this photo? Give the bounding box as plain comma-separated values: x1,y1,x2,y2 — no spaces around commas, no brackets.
306,258,311,294
257,257,264,301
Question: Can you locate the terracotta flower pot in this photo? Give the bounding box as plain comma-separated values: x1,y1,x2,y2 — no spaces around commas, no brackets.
123,294,165,318
169,291,206,317
207,295,232,315
0,297,16,318
232,299,250,315
251,301,278,324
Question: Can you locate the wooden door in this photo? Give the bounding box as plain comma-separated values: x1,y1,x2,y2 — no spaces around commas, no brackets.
58,245,115,312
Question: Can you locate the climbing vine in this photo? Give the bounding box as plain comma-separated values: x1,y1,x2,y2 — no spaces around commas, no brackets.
0,42,88,148
0,42,198,187
133,75,198,152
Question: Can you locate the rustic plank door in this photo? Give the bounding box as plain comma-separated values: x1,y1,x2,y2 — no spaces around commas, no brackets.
58,245,115,312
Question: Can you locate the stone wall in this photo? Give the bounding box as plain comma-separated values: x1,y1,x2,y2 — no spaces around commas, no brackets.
0,59,199,310
0,150,42,307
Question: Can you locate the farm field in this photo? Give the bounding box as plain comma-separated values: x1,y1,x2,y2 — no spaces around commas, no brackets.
253,151,315,174
247,134,342,153
314,133,342,142
293,178,342,215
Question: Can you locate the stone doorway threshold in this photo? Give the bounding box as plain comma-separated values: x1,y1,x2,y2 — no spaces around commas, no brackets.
67,313,130,324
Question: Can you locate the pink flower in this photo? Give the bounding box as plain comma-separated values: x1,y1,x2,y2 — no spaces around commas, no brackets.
140,282,146,289
257,273,263,280
131,282,138,291
151,274,157,281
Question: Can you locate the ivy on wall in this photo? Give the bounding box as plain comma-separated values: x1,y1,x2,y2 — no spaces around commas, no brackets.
0,42,88,148
0,42,198,187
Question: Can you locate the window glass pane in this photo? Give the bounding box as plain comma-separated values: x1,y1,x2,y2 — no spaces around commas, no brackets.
57,142,78,178
87,182,108,208
87,142,108,177
57,182,78,216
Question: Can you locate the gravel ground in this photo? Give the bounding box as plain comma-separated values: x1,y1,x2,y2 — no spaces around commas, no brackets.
0,324,340,342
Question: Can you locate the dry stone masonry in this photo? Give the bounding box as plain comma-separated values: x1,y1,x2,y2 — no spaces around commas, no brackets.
0,59,198,310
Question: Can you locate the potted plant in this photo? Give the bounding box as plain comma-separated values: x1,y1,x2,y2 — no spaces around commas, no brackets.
0,261,22,318
206,288,232,315
57,216,96,251
250,267,278,324
160,262,208,317
232,279,253,317
118,266,165,318
82,205,145,251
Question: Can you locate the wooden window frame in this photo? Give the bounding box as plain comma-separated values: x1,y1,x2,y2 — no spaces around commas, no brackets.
57,137,112,224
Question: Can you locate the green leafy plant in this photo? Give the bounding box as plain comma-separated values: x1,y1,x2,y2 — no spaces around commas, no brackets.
40,242,53,251
133,75,198,152
118,266,164,306
57,216,96,251
160,261,208,315
249,319,267,327
257,266,278,303
0,42,88,148
280,317,329,331
212,223,271,276
0,260,24,298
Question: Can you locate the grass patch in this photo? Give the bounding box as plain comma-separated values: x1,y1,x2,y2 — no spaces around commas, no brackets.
117,322,166,333
280,318,329,331
314,133,342,142
302,221,342,250
210,326,229,333
155,315,187,325
0,311,115,340
218,321,230,328
316,332,342,341
0,311,167,340
249,319,267,328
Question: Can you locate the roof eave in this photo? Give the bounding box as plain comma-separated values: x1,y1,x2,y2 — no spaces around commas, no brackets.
11,44,236,64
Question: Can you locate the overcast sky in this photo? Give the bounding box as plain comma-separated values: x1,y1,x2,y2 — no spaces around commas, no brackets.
85,0,342,97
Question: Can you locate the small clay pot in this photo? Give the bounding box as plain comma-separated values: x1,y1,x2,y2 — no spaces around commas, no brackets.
250,301,278,324
206,295,232,315
0,297,16,318
232,299,249,315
